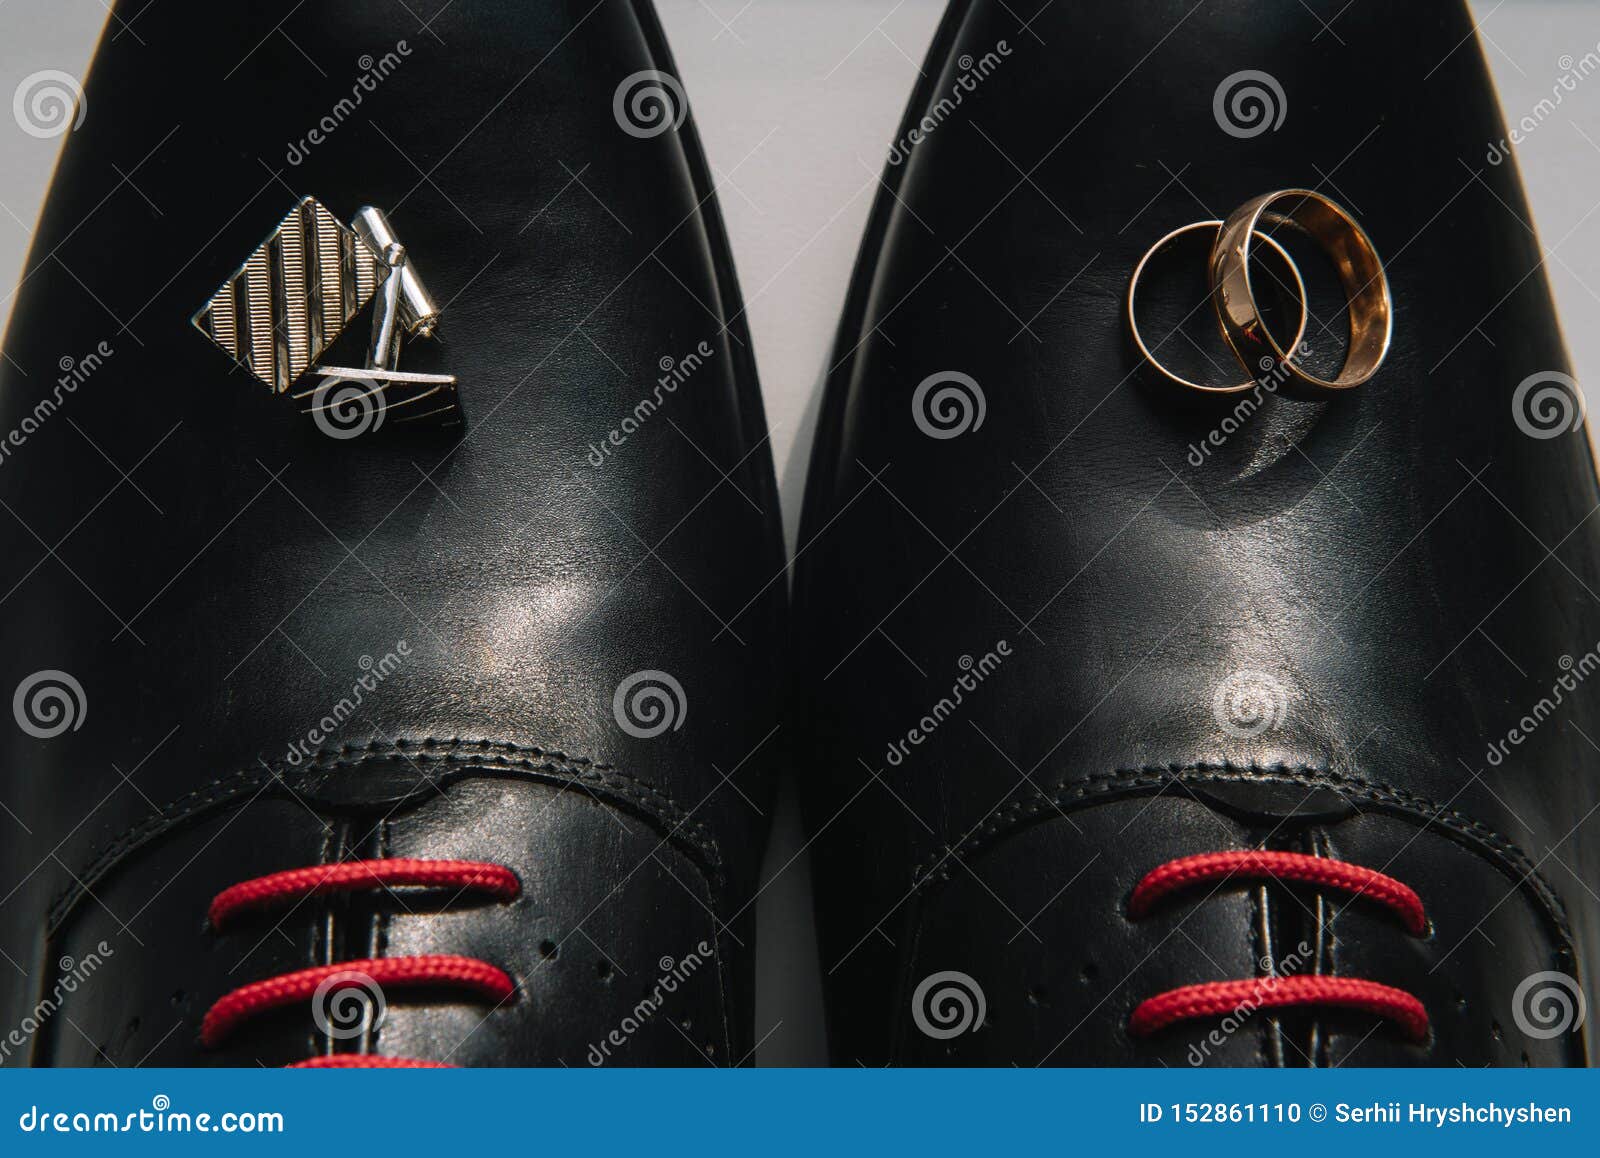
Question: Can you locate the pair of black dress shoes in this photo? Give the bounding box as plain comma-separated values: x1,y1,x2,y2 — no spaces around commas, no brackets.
0,0,1596,1067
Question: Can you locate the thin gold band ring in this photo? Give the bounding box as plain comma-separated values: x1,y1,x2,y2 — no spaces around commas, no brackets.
1127,219,1308,396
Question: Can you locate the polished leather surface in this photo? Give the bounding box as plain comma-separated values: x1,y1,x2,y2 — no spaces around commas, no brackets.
797,0,1600,1066
0,0,784,1065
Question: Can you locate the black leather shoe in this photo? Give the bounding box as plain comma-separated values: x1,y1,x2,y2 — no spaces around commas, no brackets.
796,0,1600,1066
0,0,784,1066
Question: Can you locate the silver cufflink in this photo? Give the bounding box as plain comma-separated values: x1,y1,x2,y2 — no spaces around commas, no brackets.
191,197,461,431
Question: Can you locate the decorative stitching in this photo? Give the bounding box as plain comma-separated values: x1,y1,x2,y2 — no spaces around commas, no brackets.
47,738,725,933
906,761,1573,947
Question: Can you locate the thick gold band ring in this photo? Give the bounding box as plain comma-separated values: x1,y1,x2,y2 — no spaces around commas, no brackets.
1210,189,1391,398
1127,220,1308,396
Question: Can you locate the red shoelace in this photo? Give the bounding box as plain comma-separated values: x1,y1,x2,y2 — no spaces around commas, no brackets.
203,858,520,1067
1126,850,1429,1043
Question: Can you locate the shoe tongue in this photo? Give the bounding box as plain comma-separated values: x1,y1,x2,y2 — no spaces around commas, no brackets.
290,755,445,815
1186,778,1357,828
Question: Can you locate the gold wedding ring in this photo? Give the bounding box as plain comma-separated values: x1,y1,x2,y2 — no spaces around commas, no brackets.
1127,189,1392,399
1127,220,1308,396
1210,188,1391,398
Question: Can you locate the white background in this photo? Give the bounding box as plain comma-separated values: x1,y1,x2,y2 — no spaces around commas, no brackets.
1,0,1596,1065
